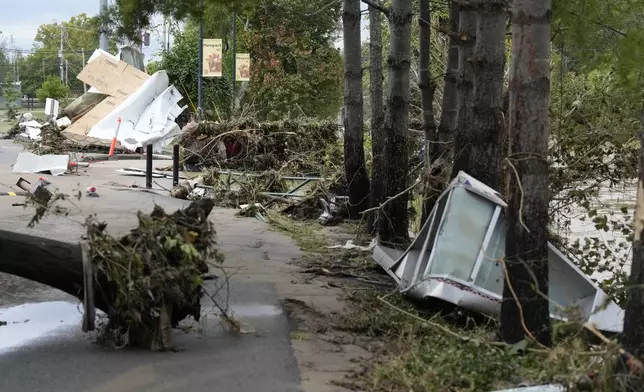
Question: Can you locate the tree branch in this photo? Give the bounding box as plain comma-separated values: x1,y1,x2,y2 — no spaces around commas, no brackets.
361,0,390,17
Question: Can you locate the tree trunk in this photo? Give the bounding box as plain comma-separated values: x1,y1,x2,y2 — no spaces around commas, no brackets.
418,0,438,225
622,111,644,360
438,1,459,154
379,0,413,246
0,229,108,311
500,0,552,347
0,200,216,350
368,2,386,233
421,1,459,223
449,2,476,180
450,0,504,190
464,0,506,189
343,0,371,219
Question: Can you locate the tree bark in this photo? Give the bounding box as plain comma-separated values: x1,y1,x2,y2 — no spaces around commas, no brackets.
0,229,109,311
437,1,459,155
418,0,438,225
622,111,644,360
464,0,506,189
0,200,216,349
378,0,413,246
421,1,459,223
449,2,476,180
368,2,386,233
343,0,371,219
501,0,552,347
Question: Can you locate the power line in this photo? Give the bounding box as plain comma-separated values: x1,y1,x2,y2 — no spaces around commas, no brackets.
2,48,95,55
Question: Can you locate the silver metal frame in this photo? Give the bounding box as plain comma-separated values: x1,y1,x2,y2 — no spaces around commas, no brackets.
372,171,625,333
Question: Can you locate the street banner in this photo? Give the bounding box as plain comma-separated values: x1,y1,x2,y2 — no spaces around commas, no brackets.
235,53,251,82
203,39,223,77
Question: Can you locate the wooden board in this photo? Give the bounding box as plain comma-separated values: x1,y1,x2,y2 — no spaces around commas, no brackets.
65,54,150,138
76,53,148,99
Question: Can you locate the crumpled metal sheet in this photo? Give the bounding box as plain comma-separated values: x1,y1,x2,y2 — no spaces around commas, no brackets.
372,170,624,333
13,152,69,176
490,385,564,392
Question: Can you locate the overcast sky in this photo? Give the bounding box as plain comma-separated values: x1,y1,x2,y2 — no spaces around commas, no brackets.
1,0,368,59
0,0,164,61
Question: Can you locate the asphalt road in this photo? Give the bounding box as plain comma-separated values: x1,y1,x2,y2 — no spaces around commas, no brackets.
0,140,303,392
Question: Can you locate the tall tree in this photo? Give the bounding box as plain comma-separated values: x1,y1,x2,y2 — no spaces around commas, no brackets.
418,0,438,224
343,0,371,219
464,0,507,189
0,34,8,84
501,0,552,346
366,0,413,245
17,14,112,96
368,2,385,232
113,0,343,119
421,1,459,222
622,112,644,361
437,1,459,160
449,2,476,180
242,0,344,120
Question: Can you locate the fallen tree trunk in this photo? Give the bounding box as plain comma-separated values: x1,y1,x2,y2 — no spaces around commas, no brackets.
0,229,106,308
0,200,219,351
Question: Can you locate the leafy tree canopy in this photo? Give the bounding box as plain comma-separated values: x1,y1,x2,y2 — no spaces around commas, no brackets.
18,14,117,96
109,0,255,40
554,0,644,90
118,0,343,120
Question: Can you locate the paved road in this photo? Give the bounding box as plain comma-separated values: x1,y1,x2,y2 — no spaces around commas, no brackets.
0,140,303,392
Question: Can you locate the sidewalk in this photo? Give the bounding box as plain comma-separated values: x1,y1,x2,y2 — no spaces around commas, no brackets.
0,140,364,392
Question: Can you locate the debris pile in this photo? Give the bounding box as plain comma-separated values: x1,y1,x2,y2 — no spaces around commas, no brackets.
179,118,339,174
6,47,187,156
165,167,349,224
86,200,224,350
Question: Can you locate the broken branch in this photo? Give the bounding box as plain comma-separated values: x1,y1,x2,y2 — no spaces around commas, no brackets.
361,0,390,17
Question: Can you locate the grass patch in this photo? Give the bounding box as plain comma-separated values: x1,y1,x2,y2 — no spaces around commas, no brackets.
267,215,635,391
290,331,313,341
267,213,329,252
337,289,627,392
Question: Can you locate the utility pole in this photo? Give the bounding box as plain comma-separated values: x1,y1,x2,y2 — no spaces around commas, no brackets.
166,18,171,51
99,0,109,51
59,25,65,82
197,0,204,117
82,49,87,93
162,19,167,52
65,59,69,85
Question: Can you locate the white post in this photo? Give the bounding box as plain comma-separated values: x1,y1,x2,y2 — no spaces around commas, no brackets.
82,48,87,93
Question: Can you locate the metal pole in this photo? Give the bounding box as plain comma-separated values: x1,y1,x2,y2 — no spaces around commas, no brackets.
162,19,167,52
82,49,87,93
99,0,109,51
197,0,204,118
59,25,65,81
172,144,180,187
146,144,153,189
231,10,237,114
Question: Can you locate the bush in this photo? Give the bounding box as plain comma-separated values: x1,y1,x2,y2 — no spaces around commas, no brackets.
36,76,70,102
